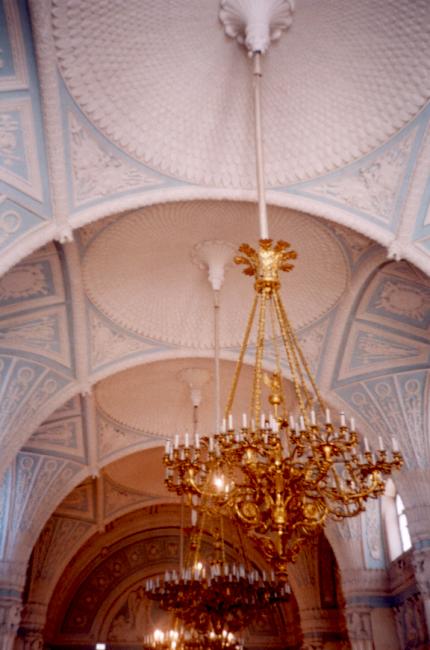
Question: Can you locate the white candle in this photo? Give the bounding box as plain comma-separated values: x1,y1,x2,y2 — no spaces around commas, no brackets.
350,417,356,431
228,413,233,430
165,440,171,454
340,412,346,427
378,436,384,450
195,433,200,448
310,410,316,426
289,415,295,430
260,413,265,429
242,413,247,428
209,436,214,452
272,418,279,433
184,432,189,448
174,434,179,449
251,418,256,431
364,437,370,453
392,437,399,452
221,418,226,434
325,408,331,424
299,415,305,431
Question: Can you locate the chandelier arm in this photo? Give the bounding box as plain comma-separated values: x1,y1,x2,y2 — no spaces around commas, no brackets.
252,291,268,423
224,292,259,419
252,52,269,240
278,297,326,412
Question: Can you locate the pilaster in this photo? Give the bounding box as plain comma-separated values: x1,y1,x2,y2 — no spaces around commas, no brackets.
411,547,430,643
0,599,22,650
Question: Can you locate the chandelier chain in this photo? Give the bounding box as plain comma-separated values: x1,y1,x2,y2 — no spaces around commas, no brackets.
278,295,325,412
224,293,258,418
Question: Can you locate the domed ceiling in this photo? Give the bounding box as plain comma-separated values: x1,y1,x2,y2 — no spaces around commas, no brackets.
82,201,350,349
95,357,296,438
52,0,430,187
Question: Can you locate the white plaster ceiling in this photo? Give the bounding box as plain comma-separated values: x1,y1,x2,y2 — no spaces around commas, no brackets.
52,0,430,187
82,201,350,349
95,357,296,438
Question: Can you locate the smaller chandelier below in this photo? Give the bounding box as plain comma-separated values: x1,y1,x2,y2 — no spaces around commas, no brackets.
145,561,289,638
144,625,244,649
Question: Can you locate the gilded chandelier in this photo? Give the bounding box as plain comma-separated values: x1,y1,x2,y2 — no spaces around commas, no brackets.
144,505,289,643
164,0,404,583
164,237,403,579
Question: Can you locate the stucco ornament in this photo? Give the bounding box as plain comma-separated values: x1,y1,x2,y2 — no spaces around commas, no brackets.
219,0,295,53
190,240,236,292
0,600,22,632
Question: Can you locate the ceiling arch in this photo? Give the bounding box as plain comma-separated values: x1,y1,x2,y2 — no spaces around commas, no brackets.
0,0,428,279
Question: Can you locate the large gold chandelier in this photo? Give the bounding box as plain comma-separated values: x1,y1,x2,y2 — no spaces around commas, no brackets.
162,2,404,581
164,237,403,579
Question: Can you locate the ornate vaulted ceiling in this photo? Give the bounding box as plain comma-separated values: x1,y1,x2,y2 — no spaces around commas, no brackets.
0,0,429,634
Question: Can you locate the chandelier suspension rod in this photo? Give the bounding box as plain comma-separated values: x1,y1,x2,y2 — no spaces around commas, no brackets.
253,52,269,240
214,289,221,433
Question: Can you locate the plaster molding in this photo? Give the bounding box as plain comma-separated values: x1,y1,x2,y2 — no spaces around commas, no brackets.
0,0,29,92
2,184,428,283
27,515,96,608
68,112,164,208
81,202,350,349
0,98,44,202
345,607,373,644
27,0,70,239
62,241,89,388
177,367,211,408
219,0,295,54
0,560,27,593
393,592,427,650
52,0,429,188
399,116,430,246
190,240,236,292
0,379,80,480
300,126,418,228
83,394,99,479
0,598,22,650
317,247,386,395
